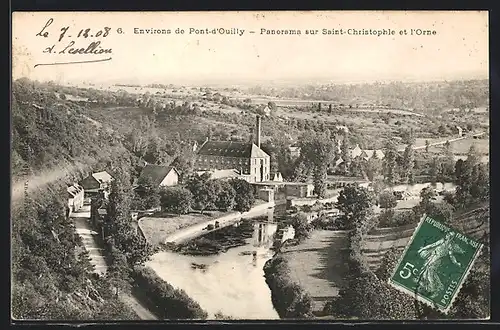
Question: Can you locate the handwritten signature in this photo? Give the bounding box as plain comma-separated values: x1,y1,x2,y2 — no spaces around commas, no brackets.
36,18,118,55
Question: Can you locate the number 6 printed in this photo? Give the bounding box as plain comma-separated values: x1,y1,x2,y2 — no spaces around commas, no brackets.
399,262,419,279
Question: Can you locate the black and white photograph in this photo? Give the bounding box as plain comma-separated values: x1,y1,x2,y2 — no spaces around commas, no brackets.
11,11,490,321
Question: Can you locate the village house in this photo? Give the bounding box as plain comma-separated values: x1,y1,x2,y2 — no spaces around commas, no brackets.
80,171,114,199
350,144,385,161
194,115,271,183
137,164,179,189
67,183,84,216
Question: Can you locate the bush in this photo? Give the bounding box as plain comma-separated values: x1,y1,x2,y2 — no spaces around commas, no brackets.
290,212,312,242
263,255,314,319
160,186,193,214
392,210,420,227
132,266,208,319
377,209,395,227
425,202,454,223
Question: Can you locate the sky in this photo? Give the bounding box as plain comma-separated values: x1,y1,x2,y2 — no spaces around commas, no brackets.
12,11,489,86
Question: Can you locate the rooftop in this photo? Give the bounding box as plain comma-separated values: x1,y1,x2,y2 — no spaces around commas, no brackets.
196,169,240,180
197,141,269,158
92,171,113,183
138,164,177,187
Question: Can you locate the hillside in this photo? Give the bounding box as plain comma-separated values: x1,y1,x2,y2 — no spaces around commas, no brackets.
11,79,141,320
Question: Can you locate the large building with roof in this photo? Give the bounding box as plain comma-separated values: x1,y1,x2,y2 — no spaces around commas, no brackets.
194,115,271,183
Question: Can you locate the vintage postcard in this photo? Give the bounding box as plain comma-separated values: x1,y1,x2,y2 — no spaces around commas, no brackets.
11,11,489,321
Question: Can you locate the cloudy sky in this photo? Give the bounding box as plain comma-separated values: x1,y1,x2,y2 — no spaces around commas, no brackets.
12,11,488,85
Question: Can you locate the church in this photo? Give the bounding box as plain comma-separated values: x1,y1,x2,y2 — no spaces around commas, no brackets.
194,115,271,183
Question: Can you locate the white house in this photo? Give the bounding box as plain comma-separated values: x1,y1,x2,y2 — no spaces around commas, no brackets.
138,164,179,188
67,184,85,215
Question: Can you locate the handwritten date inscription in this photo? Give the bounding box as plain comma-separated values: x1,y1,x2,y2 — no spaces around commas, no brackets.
36,18,115,55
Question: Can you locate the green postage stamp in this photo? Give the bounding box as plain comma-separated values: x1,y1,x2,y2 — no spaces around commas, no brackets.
388,214,483,313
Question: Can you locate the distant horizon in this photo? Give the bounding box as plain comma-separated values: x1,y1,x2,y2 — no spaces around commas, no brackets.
15,73,489,89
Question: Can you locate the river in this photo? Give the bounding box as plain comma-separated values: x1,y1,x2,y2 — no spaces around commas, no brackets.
146,209,280,320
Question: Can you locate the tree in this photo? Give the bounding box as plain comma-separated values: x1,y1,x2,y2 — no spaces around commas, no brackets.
401,128,416,145
290,212,312,242
160,186,193,215
134,176,161,210
419,187,437,213
186,173,217,213
106,169,154,267
401,144,415,184
425,202,454,223
382,141,399,185
429,157,440,186
268,101,277,112
230,178,255,212
299,131,335,197
455,145,482,206
107,247,130,296
340,138,351,175
470,163,489,199
379,191,397,209
170,154,195,183
438,125,448,136
336,184,375,233
440,142,455,181
213,180,236,211
105,169,134,241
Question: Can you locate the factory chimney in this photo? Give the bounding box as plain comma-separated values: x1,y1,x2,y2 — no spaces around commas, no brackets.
255,115,262,148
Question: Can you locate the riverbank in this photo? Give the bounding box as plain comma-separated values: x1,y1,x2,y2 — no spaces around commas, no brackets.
131,266,208,319
160,200,274,245
174,220,255,256
138,210,232,247
145,200,279,319
263,254,314,319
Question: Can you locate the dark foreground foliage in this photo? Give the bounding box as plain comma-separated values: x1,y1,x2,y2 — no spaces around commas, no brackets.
131,266,208,320
263,254,314,319
11,182,136,320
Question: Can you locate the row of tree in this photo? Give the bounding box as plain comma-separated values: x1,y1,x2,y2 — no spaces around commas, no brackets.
134,173,256,215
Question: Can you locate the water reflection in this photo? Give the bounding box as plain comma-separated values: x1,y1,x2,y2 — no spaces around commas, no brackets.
147,211,280,320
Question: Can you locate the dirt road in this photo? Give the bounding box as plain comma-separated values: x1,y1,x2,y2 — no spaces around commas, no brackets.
71,205,158,320
163,202,274,244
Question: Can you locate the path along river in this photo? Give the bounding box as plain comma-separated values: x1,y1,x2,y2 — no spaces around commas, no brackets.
146,208,280,319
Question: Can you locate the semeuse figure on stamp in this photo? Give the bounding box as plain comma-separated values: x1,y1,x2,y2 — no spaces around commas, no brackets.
417,231,465,298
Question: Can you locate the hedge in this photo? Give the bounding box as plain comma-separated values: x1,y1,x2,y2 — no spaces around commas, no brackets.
131,266,208,319
263,254,314,319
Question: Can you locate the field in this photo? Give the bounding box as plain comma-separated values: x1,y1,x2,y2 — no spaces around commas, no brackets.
281,230,349,312
138,211,227,246
426,137,489,155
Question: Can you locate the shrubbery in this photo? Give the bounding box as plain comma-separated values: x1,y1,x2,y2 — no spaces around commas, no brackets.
263,255,314,319
290,212,312,242
378,209,420,228
131,266,208,319
160,186,193,214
